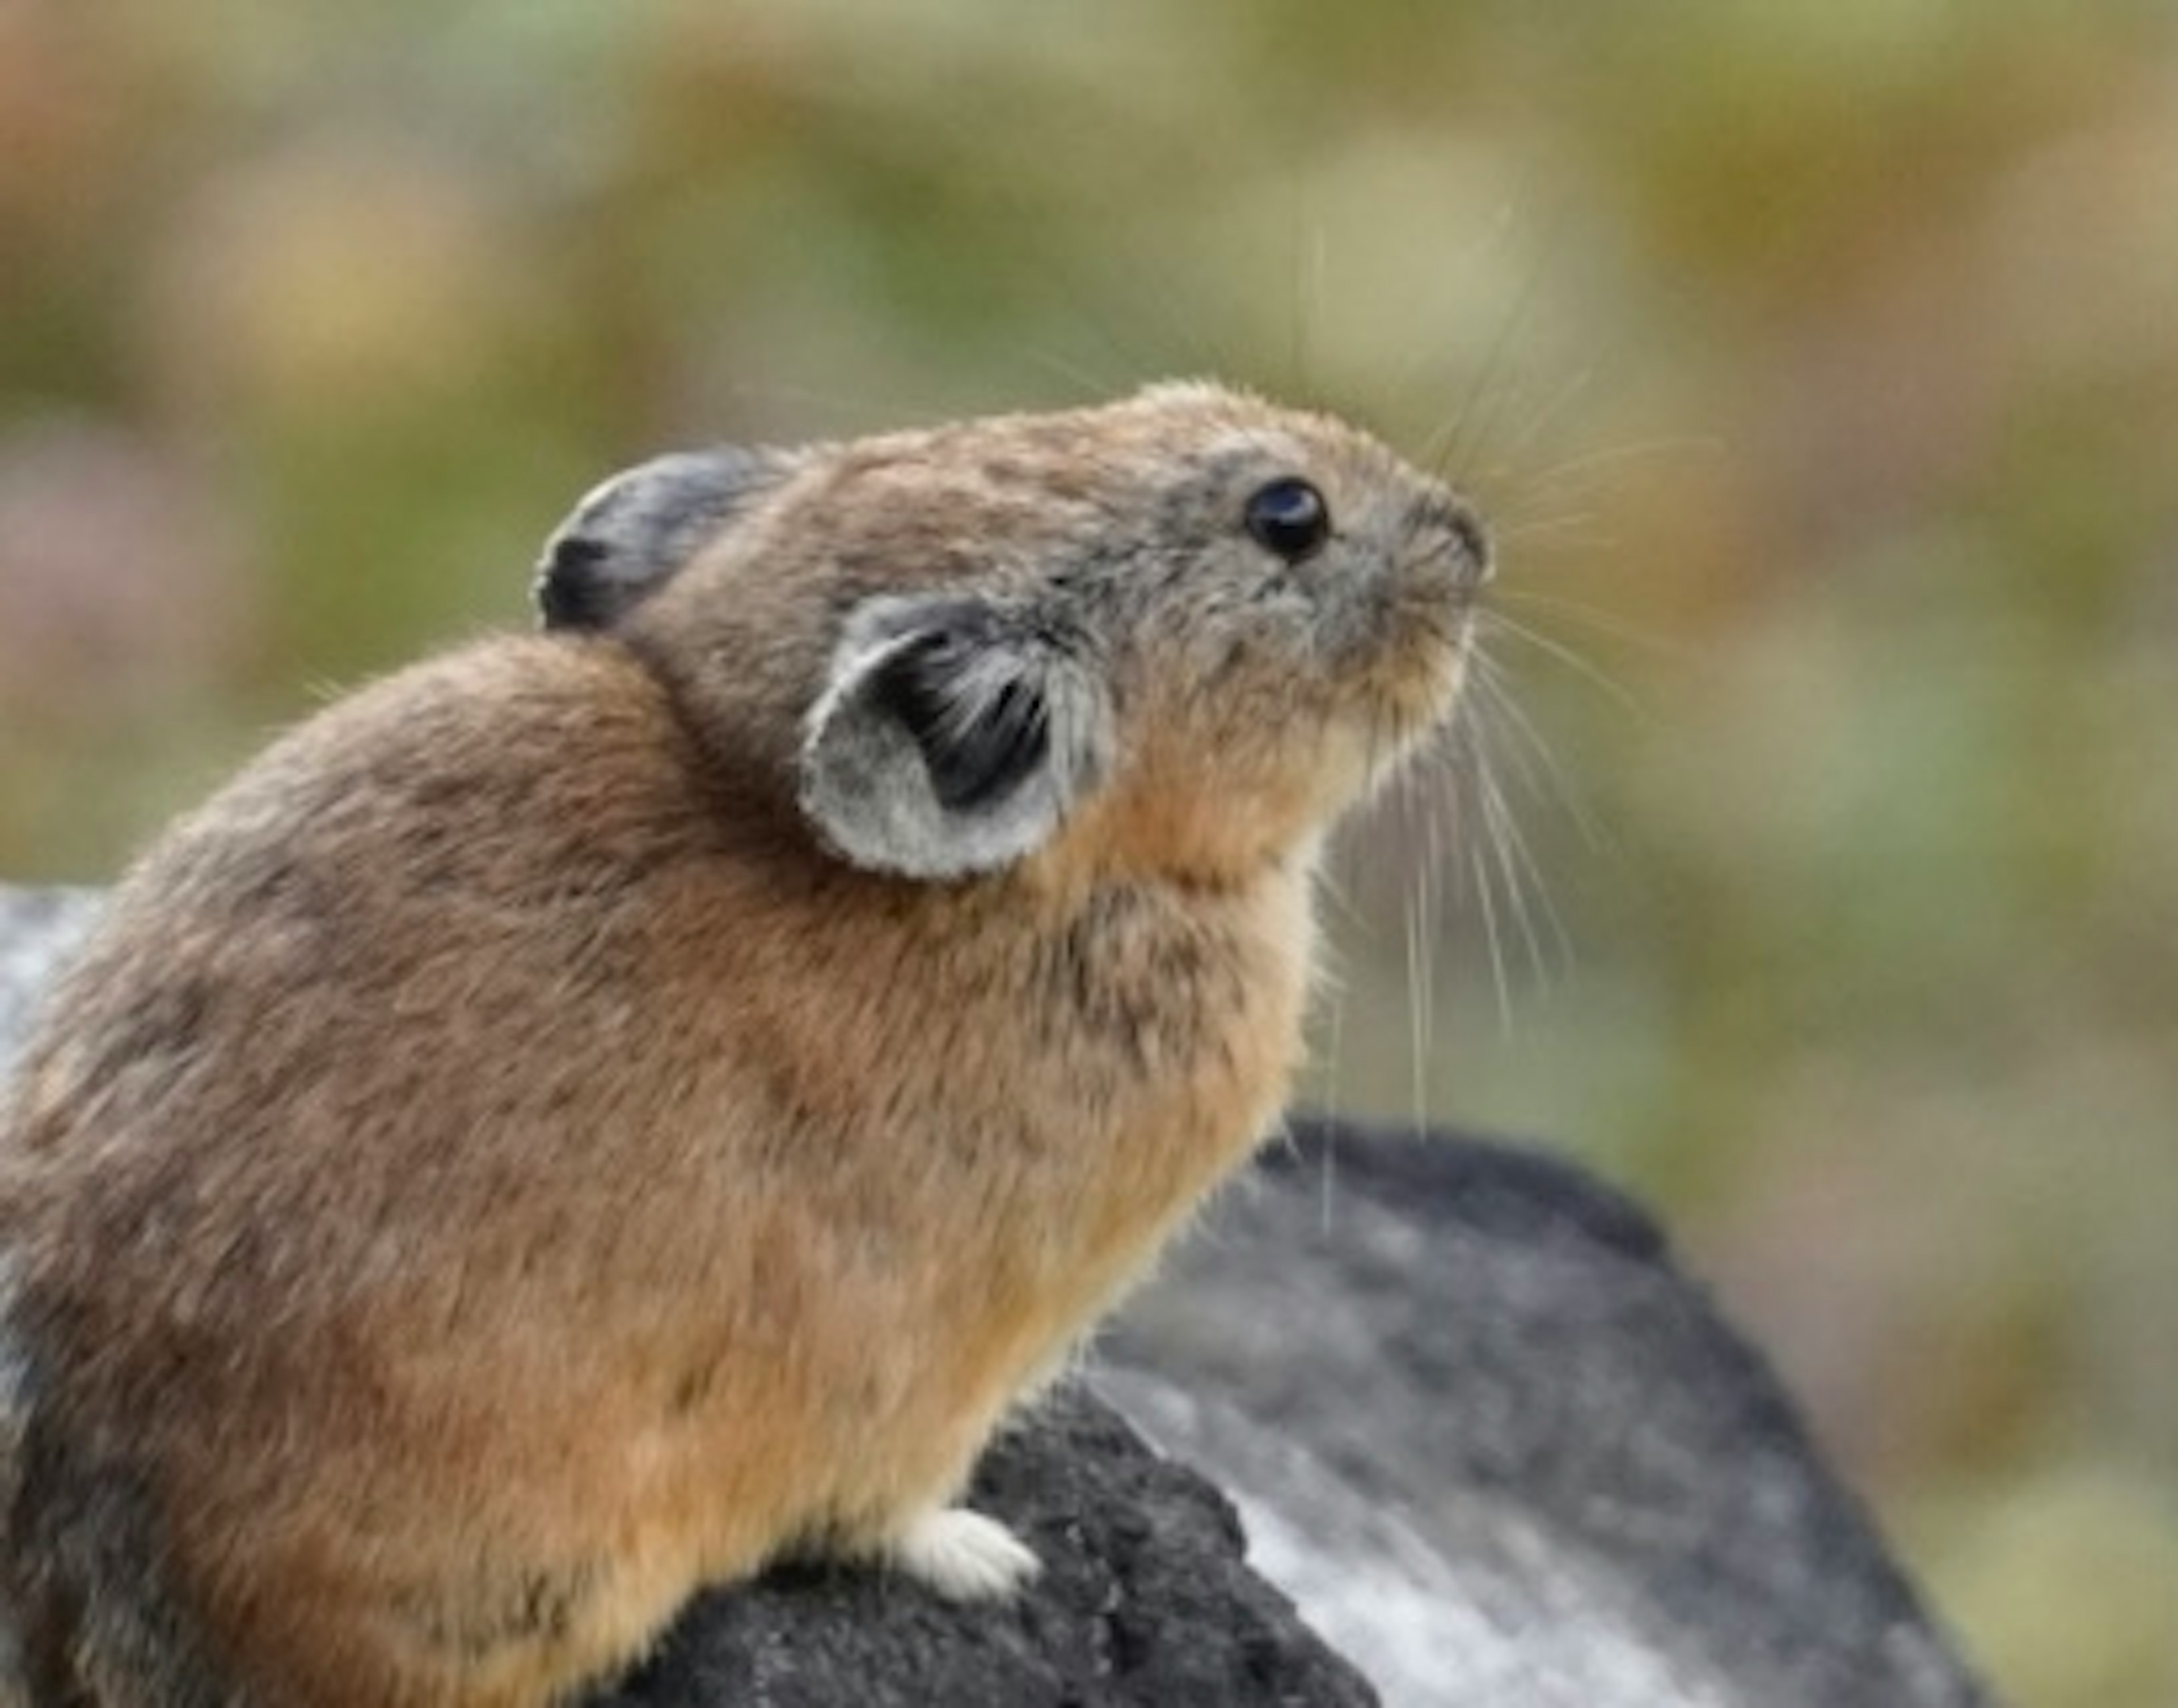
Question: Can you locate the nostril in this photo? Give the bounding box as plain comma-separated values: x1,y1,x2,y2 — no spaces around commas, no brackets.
1450,508,1492,584
1414,493,1492,584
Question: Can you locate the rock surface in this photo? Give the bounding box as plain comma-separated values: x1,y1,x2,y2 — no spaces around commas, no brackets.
594,1387,1377,1707
1106,1122,1998,1706
0,886,2000,1706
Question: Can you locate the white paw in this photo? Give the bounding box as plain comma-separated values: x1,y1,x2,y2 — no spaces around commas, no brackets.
889,1506,1041,1601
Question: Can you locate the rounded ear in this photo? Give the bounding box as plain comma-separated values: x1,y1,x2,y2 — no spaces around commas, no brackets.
799,596,1111,881
535,446,784,630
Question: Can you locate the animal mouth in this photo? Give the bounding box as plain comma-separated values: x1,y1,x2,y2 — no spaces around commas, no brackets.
1339,607,1475,803
1370,559,1481,722
1403,615,1478,740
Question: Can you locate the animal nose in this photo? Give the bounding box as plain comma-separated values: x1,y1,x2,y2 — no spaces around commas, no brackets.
1411,491,1493,587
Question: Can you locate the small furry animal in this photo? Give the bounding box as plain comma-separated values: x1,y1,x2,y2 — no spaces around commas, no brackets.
0,382,1489,1706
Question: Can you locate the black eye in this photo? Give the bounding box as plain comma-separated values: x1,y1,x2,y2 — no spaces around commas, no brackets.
1243,477,1331,563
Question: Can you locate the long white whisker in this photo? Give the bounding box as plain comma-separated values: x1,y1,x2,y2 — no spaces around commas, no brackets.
1467,835,1514,1039
1470,367,1595,488
1500,432,1726,496
1475,746,1546,992
1439,218,1560,487
1316,860,1365,933
1470,658,1606,851
1404,888,1430,1134
1419,759,1443,1124
1489,511,1616,543
1479,610,1645,717
1314,903,1349,1237
1018,346,1124,402
1475,741,1574,983
1494,587,1682,658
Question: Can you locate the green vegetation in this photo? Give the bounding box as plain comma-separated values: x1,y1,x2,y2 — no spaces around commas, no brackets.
3,3,2173,1699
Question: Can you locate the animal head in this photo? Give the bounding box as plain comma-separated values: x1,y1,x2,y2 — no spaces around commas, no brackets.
536,383,1489,887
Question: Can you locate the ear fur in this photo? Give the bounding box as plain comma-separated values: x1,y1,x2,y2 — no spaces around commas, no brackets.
800,596,1109,880
536,447,783,630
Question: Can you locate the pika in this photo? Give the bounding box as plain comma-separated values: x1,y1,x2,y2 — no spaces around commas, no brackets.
0,382,1488,1706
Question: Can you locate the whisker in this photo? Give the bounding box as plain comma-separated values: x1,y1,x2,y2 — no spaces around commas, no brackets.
1475,740,1574,984
1318,1117,1338,1235
1478,610,1645,717
1467,834,1514,1039
1508,536,1623,562
1419,764,1443,1119
1437,221,1561,488
1315,857,1366,934
1474,745,1544,992
1018,346,1125,403
1493,587,1683,659
1312,918,1349,1231
1468,367,1595,491
1468,659,1606,852
1500,432,1727,497
1445,691,1497,913
1404,889,1431,1134
1489,511,1613,542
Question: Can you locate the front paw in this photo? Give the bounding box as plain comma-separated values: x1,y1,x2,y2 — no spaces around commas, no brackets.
887,1506,1041,1601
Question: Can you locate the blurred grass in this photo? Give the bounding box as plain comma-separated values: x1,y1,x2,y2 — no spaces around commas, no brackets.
3,2,2175,1700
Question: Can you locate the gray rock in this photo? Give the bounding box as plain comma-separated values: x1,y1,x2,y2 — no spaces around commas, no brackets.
590,1386,1377,1707
1105,1122,1997,1706
0,886,1998,1705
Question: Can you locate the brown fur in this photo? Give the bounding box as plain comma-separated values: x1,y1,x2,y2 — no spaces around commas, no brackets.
0,383,1487,1706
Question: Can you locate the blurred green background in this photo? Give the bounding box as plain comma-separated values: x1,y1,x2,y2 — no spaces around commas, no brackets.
3,2,2173,1701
